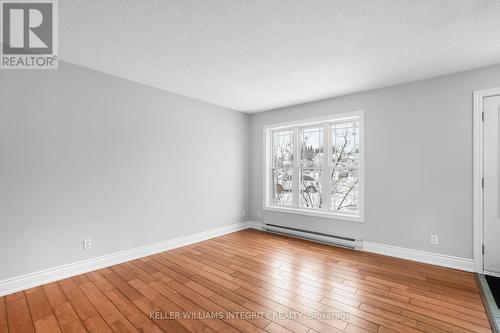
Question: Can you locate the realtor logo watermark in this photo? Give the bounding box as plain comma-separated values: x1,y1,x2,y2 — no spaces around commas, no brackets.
0,0,58,69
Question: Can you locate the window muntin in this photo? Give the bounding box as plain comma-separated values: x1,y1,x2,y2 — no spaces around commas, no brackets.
265,113,363,221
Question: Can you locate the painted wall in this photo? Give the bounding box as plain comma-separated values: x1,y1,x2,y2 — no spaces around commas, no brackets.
250,64,500,260
3,60,500,281
0,62,250,281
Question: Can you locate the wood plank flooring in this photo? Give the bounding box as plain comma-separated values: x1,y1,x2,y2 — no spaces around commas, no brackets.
0,229,492,333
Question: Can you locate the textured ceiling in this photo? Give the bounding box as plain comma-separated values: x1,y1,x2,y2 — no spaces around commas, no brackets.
60,0,500,112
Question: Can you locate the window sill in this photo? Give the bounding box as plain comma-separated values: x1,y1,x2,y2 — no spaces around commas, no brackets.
263,206,365,223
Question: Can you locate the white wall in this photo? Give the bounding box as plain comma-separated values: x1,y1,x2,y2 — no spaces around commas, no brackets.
250,64,500,260
3,60,500,281
0,62,250,281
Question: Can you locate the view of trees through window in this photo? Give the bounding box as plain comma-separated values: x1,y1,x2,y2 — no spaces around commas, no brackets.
272,130,293,207
300,127,323,209
331,122,360,212
270,117,361,216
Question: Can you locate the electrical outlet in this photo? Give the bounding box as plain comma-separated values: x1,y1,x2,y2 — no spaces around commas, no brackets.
241,210,246,218
430,235,438,245
83,238,92,250
256,210,262,218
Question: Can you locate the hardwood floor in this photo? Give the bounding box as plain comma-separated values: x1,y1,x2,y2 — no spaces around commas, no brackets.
0,229,492,333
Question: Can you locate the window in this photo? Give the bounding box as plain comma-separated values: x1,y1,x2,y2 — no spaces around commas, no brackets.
264,111,364,222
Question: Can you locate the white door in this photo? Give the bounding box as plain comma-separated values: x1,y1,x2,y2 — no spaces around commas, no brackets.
484,95,500,275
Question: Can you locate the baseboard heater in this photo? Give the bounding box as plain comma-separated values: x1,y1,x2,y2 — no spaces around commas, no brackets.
262,223,363,250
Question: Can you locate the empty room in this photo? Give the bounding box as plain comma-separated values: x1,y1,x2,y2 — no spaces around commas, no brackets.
2,1,500,332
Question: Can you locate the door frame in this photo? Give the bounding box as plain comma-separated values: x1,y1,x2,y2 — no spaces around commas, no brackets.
473,87,500,273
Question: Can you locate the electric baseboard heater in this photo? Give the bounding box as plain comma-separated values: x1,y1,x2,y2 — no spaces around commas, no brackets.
262,223,363,250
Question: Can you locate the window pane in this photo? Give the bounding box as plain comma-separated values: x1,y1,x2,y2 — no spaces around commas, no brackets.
331,121,360,213
300,127,323,167
331,122,359,165
331,167,358,212
299,169,322,209
273,130,293,168
272,168,293,207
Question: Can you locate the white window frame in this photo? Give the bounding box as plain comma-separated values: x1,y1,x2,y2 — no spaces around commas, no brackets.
263,111,365,222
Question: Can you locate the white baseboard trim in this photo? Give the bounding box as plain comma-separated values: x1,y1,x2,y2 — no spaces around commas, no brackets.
250,221,473,272
363,241,474,272
246,220,263,230
0,221,252,297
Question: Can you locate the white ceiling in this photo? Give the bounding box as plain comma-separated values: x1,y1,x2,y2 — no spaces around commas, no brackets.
60,0,500,113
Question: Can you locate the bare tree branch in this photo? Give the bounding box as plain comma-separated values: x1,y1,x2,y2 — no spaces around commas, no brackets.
337,179,358,210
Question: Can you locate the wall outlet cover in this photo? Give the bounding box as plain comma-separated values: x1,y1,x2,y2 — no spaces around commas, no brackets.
430,235,438,245
83,239,92,250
